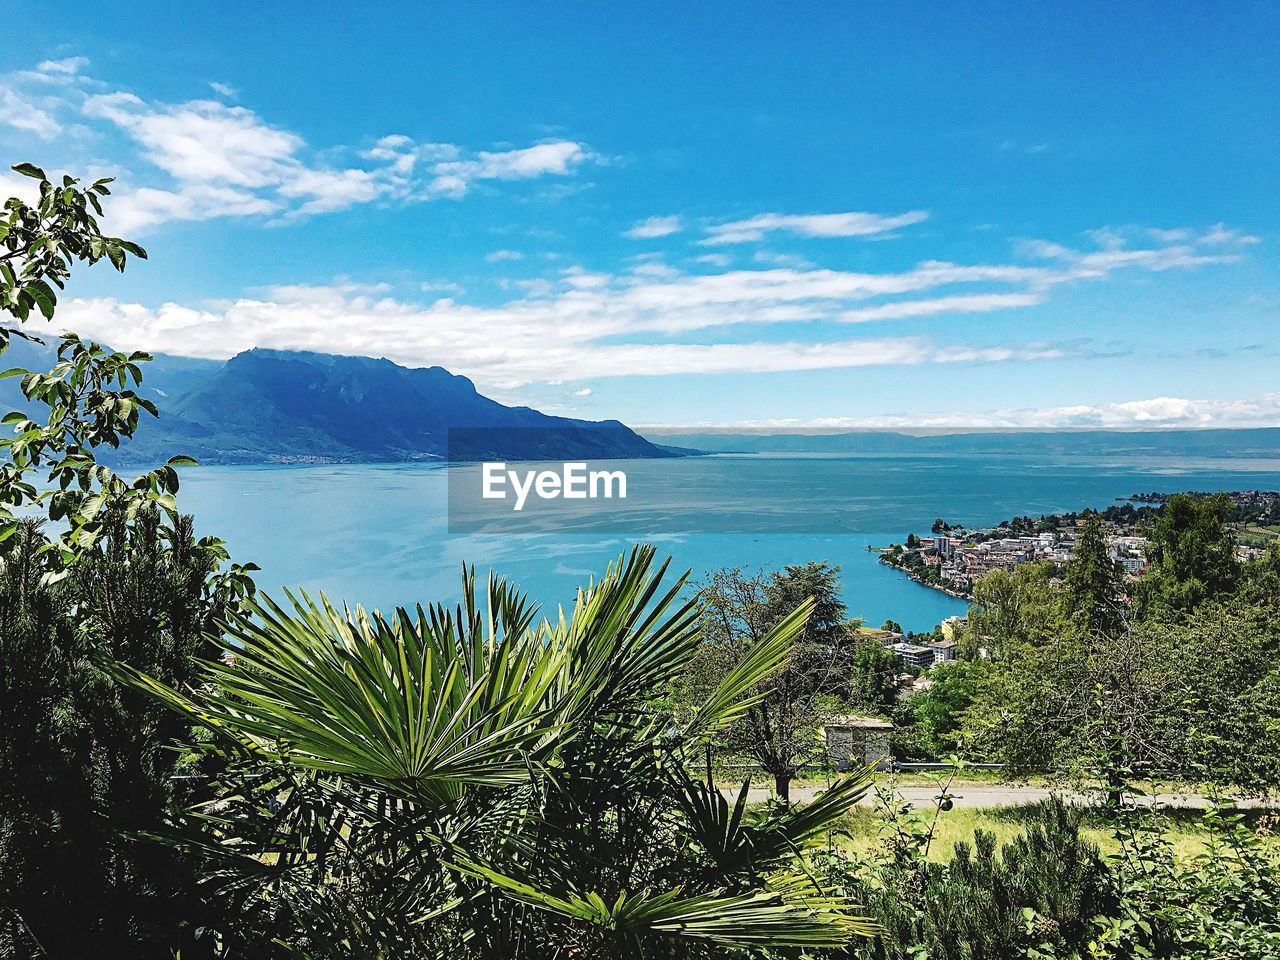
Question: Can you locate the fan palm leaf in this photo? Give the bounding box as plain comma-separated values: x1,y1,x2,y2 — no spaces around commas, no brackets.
456,860,878,949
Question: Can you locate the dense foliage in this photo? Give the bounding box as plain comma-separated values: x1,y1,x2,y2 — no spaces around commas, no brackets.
131,549,879,958
883,495,1280,793
812,770,1280,960
0,165,255,956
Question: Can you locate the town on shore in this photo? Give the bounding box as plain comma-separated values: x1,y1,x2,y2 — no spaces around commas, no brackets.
879,489,1280,601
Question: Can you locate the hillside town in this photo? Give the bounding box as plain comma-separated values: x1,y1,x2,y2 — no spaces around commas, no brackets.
880,490,1280,599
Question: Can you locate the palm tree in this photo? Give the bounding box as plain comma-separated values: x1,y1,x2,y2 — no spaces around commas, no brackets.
128,545,877,958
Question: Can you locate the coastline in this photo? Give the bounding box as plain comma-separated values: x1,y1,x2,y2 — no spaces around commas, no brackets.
878,552,974,600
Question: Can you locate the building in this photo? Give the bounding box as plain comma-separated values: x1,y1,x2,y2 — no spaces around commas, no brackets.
931,535,958,558
889,641,935,670
860,626,905,645
1117,555,1145,575
823,715,894,769
926,637,958,663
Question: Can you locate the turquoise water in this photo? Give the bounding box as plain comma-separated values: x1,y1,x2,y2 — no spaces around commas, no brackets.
176,454,1280,633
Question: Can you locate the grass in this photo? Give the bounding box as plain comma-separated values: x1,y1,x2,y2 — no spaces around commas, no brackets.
715,765,1280,863
797,768,1036,789
716,767,1034,790
824,799,1280,863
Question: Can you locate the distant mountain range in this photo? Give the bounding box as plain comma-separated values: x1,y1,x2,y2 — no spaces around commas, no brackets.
0,340,676,464
642,429,1280,459
4,338,1278,464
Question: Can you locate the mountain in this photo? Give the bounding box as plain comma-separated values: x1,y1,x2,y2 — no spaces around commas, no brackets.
642,429,1280,459
2,343,676,464
6,339,1279,463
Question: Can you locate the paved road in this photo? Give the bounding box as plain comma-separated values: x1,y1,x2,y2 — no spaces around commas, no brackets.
725,782,1277,810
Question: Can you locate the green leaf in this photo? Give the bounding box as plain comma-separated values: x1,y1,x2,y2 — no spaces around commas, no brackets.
117,239,148,260
27,280,56,320
12,163,47,181
457,862,876,948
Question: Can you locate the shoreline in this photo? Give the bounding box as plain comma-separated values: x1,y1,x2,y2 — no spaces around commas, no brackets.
879,553,974,601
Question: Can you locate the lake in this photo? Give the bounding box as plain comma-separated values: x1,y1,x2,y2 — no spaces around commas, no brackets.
176,453,1280,633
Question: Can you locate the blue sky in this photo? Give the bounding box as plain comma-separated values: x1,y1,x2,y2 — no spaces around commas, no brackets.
2,1,1278,428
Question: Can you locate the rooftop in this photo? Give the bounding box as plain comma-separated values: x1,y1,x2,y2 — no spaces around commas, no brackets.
825,714,894,730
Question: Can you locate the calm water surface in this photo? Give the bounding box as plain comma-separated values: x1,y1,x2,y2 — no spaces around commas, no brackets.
177,454,1280,633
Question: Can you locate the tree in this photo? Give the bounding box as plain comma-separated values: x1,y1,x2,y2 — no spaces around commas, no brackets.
849,639,901,717
685,563,856,803
1,163,168,554
0,165,255,956
880,619,903,634
894,659,994,760
1139,493,1240,614
906,533,922,549
1064,515,1126,635
962,561,1064,660
958,536,1280,790
0,512,252,956
0,163,145,349
128,547,879,957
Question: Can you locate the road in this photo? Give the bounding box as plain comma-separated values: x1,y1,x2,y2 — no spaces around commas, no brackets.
725,782,1278,810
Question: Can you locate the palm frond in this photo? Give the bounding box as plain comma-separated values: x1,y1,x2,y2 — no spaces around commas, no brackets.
548,545,702,725
682,597,815,741
678,766,876,877
455,861,877,948
128,585,571,806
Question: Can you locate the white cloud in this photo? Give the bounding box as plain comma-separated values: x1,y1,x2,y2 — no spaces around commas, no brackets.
0,58,596,231
0,170,40,204
702,210,929,245
420,280,465,296
752,250,815,269
427,141,591,198
0,57,83,137
35,57,89,77
0,88,59,137
999,140,1050,155
573,387,593,397
84,93,304,187
24,221,1252,390
690,253,731,267
624,215,683,238
1020,225,1258,274
107,183,280,233
39,290,1067,389
209,81,236,98
838,293,1044,323
486,249,525,262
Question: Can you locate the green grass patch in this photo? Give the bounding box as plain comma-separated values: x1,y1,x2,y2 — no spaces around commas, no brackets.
826,801,1280,863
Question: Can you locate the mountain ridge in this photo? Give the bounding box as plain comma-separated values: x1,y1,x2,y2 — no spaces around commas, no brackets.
4,340,1279,463
0,341,676,464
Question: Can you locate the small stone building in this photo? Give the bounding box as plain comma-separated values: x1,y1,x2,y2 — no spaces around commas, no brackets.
822,714,894,770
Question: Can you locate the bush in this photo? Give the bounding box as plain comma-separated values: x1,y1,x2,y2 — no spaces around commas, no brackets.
812,796,1109,959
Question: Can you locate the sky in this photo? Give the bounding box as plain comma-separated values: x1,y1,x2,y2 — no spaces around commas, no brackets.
2,1,1278,430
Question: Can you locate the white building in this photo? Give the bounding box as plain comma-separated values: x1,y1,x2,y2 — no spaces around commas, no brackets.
823,715,893,770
